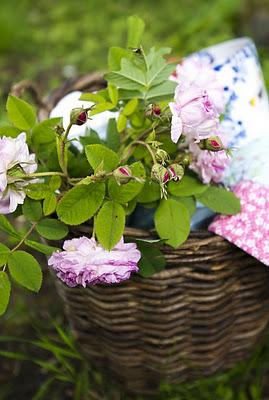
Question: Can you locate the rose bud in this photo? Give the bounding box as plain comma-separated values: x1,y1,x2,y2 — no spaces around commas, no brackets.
199,136,225,152
151,164,170,184
177,152,192,166
70,108,88,126
145,104,161,117
168,164,184,181
155,149,169,165
113,166,132,185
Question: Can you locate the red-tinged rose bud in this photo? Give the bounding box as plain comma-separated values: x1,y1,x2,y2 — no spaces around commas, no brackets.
70,108,88,126
163,170,170,184
151,164,169,184
113,166,132,185
200,136,225,152
152,105,161,116
145,104,161,117
168,163,184,181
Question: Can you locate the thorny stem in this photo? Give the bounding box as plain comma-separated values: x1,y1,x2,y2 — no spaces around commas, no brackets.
11,222,38,253
69,172,113,185
135,141,157,163
121,140,157,164
17,171,65,179
59,122,73,178
62,122,73,143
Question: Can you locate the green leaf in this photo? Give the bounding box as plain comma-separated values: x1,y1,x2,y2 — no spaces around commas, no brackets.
80,129,102,146
0,272,11,316
6,95,36,130
196,186,241,215
105,58,146,90
137,179,161,203
146,53,175,87
43,193,57,216
57,183,105,225
89,102,114,116
22,198,42,222
36,218,68,240
130,111,145,128
117,113,127,132
85,144,119,173
174,196,196,216
96,201,125,250
108,161,145,203
154,199,190,248
26,183,51,200
32,118,60,144
124,198,137,215
118,89,143,100
0,125,21,138
106,118,120,151
8,251,42,292
108,47,132,71
168,175,208,197
145,80,177,102
127,15,145,48
79,92,105,103
0,243,10,267
49,175,61,190
108,83,118,106
123,98,138,116
137,243,165,277
0,216,20,238
25,240,59,255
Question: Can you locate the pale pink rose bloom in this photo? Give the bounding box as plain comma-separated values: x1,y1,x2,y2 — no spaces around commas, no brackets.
48,236,141,287
189,142,230,184
169,88,219,143
172,56,225,114
169,57,225,144
0,133,37,214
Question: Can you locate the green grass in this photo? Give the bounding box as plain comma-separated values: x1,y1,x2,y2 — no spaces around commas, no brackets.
1,319,269,399
0,0,268,98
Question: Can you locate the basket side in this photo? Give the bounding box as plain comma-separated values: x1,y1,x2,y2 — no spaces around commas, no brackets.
54,229,269,394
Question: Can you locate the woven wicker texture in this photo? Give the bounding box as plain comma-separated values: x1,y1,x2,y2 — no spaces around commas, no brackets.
15,73,269,394
55,226,269,394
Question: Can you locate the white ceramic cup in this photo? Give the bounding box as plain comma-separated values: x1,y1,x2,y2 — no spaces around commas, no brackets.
192,37,269,186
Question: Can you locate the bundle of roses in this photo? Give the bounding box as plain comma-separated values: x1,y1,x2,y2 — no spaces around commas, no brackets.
0,17,240,316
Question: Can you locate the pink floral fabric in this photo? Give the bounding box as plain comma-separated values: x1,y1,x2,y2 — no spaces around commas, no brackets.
209,180,269,266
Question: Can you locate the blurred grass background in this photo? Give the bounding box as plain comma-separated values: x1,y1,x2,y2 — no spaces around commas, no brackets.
0,0,268,97
1,0,269,398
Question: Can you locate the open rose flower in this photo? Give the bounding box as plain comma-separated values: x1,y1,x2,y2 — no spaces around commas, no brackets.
171,56,225,113
169,57,225,144
0,133,37,214
189,141,230,184
48,236,141,287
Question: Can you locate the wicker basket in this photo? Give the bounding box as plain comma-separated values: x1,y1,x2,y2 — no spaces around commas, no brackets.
12,74,269,394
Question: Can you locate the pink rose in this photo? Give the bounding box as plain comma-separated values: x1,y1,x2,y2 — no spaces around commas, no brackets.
189,142,230,184
48,236,141,287
171,56,225,114
169,57,225,144
0,133,37,214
